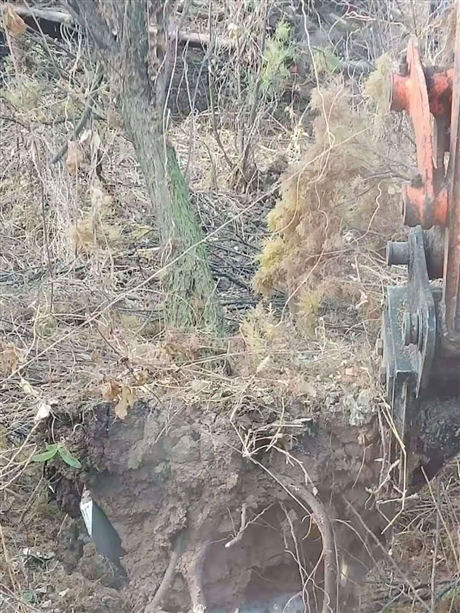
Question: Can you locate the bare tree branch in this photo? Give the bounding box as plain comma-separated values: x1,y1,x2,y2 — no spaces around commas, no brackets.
2,3,235,48
64,0,118,53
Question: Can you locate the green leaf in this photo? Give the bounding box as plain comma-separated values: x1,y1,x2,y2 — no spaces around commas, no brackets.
32,443,59,463
275,20,290,43
58,446,82,469
324,52,341,73
21,590,35,604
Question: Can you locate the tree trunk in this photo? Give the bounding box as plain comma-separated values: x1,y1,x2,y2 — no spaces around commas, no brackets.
119,91,223,332
66,0,224,334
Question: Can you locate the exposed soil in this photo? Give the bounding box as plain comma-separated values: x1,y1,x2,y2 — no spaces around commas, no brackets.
39,393,388,613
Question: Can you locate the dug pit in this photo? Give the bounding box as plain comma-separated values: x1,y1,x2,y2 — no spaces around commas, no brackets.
41,396,391,613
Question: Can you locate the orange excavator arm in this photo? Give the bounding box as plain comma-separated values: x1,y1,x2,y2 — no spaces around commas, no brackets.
380,1,460,480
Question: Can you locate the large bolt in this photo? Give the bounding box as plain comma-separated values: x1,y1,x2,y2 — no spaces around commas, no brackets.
387,241,410,266
410,173,423,189
402,312,419,346
398,52,408,76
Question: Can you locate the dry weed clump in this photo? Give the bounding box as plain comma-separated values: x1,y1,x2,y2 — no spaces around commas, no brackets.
254,77,405,325
363,461,460,611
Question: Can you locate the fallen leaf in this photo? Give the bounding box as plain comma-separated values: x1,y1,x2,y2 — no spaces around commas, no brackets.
79,128,92,147
90,178,113,213
132,369,148,385
19,377,39,398
356,290,369,309
34,402,52,423
0,341,20,376
70,217,93,251
66,140,83,176
3,5,26,37
114,385,135,420
106,106,122,129
190,379,208,393
256,355,271,373
91,352,102,366
90,129,101,154
98,321,113,337
297,380,317,398
101,379,121,401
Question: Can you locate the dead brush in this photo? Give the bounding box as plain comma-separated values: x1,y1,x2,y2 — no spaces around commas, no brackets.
363,460,460,611
253,76,408,329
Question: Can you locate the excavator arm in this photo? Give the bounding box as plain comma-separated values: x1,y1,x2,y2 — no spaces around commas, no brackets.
380,2,460,481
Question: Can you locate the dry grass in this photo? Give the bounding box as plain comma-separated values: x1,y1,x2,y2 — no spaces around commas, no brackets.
253,76,409,339
362,461,460,611
0,0,459,611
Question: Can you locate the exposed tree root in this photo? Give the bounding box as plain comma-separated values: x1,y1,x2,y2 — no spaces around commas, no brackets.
268,469,338,613
296,483,337,613
146,531,186,613
180,540,210,613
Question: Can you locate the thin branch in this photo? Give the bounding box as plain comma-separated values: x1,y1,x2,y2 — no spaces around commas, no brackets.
51,65,104,164
225,503,273,548
1,4,73,24
165,28,235,49
210,265,251,291
0,114,30,130
225,503,247,548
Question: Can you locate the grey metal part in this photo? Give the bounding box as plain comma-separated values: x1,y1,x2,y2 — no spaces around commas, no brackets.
382,219,460,453
387,241,409,266
382,226,439,438
87,500,124,565
406,227,437,395
382,285,418,436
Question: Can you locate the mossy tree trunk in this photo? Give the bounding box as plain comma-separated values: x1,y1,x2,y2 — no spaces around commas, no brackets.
66,0,224,334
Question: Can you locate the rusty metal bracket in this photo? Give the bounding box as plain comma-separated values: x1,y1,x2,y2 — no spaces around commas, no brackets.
391,37,451,229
